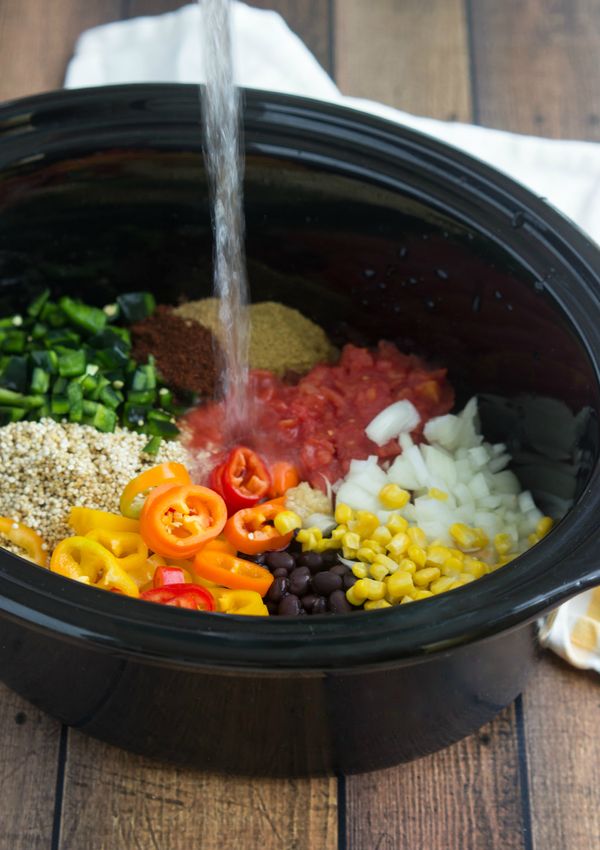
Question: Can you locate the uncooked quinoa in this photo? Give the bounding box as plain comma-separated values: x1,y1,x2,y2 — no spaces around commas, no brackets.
175,299,336,376
0,420,194,552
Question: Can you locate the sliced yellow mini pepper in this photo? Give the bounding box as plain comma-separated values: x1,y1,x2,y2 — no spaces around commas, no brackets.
50,536,139,597
212,588,269,616
85,529,148,573
0,517,47,567
68,507,140,536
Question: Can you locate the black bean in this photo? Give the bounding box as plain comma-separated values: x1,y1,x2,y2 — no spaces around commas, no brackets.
278,594,302,616
321,549,339,566
312,571,343,596
343,573,357,590
288,567,311,597
298,551,323,573
301,593,317,611
329,589,352,614
312,596,328,615
266,551,296,571
329,564,347,577
272,567,288,578
266,601,279,616
267,576,289,604
253,552,267,566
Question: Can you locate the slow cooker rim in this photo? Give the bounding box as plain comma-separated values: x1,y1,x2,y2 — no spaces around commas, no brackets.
0,84,599,670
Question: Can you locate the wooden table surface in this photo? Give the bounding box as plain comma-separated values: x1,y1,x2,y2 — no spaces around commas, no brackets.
0,1,599,848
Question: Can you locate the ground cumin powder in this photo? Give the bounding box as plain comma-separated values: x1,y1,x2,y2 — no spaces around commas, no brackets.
175,299,336,376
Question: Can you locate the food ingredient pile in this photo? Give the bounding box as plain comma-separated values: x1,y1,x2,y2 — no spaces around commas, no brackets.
0,288,554,619
175,298,336,375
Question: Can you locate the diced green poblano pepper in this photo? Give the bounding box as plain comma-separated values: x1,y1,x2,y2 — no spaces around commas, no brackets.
58,296,107,335
142,435,162,455
30,367,50,395
116,291,156,323
27,288,51,318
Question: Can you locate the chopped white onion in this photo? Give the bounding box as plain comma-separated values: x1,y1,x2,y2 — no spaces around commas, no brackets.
305,513,337,535
365,400,421,446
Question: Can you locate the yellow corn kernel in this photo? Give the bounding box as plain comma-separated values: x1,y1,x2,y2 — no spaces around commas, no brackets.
342,531,361,550
364,599,392,610
373,553,398,573
335,503,354,525
494,532,514,556
369,562,390,582
407,544,427,568
397,557,416,574
441,556,464,577
426,545,452,567
498,553,518,566
346,585,363,607
449,548,465,562
459,572,476,584
385,570,414,600
462,557,487,579
537,516,554,538
430,576,456,595
295,528,312,543
400,595,414,604
351,563,368,579
378,483,410,509
362,539,385,554
449,523,488,552
447,579,464,590
413,566,441,587
528,533,540,546
412,589,434,600
357,546,377,563
386,532,409,559
386,513,408,534
353,578,386,601
274,510,303,535
407,526,427,547
331,524,348,540
371,525,392,546
342,546,358,560
428,487,448,501
314,537,342,552
351,511,380,538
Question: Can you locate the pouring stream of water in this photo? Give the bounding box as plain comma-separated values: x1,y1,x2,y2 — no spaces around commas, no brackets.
200,0,250,437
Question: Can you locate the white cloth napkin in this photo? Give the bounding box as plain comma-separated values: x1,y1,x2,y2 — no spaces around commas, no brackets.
65,1,600,671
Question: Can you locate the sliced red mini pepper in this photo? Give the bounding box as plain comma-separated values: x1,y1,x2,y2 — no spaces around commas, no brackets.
153,565,186,588
210,446,271,514
140,483,227,559
140,583,215,611
223,499,293,555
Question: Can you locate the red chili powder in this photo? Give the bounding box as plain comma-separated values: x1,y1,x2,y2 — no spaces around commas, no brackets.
131,305,221,398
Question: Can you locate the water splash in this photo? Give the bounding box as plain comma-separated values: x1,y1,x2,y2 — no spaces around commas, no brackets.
200,0,250,436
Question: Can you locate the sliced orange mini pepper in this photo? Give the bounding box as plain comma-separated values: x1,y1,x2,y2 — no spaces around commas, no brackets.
0,517,47,567
268,461,300,498
139,483,227,559
68,507,140,536
120,462,191,519
193,549,273,596
223,499,293,555
50,536,139,597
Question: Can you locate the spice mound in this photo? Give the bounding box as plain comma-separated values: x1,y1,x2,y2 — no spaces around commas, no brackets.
0,419,192,552
132,305,220,398
175,298,336,376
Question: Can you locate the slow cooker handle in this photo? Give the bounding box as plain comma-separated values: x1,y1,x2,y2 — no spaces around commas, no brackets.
536,530,600,608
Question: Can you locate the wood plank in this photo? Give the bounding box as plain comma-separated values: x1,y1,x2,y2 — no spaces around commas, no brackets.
469,0,600,139
0,0,124,102
58,731,338,850
335,0,472,121
126,1,334,76
523,657,600,850
346,704,527,850
0,682,61,850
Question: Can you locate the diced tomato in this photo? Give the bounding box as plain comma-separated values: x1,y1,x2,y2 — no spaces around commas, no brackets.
184,342,453,490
